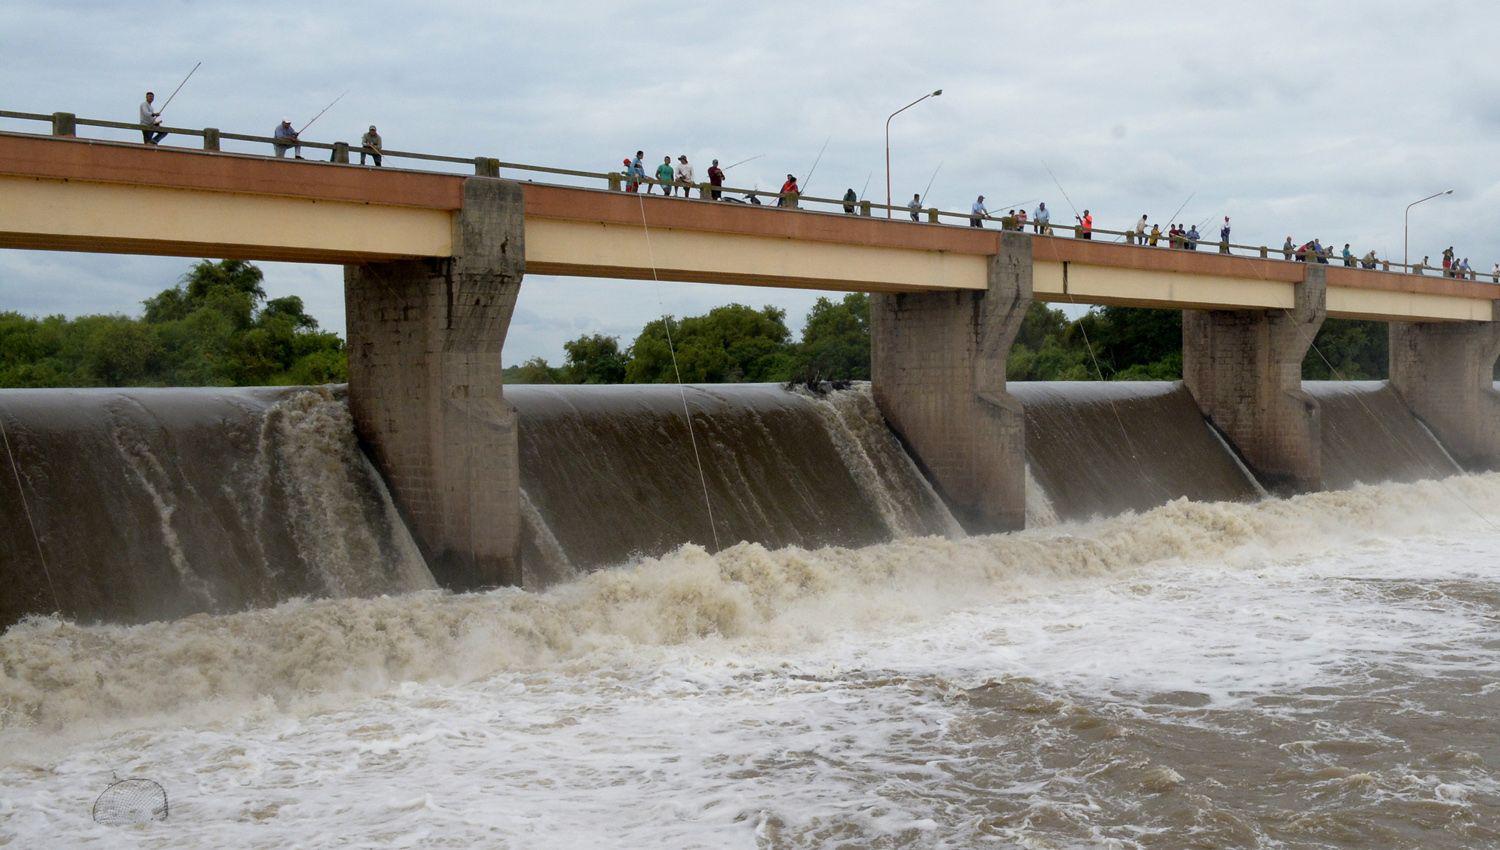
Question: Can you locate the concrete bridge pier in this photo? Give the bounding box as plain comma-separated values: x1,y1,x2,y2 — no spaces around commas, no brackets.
871,231,1032,533
1389,314,1500,471
1183,264,1328,494
344,178,523,589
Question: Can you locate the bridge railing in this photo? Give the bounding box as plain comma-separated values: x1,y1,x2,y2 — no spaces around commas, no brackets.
3,108,1497,285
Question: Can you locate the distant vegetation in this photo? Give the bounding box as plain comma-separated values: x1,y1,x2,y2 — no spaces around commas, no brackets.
0,260,346,387
2,260,1399,388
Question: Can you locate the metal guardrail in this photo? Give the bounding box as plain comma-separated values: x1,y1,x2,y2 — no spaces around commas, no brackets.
4,108,1498,286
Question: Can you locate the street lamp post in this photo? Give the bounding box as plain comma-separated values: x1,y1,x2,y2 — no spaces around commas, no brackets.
885,89,942,219
1404,189,1453,270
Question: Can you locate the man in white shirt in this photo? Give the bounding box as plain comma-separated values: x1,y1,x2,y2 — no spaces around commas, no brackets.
1134,214,1148,245
138,92,167,145
908,193,922,222
970,195,988,228
675,155,695,199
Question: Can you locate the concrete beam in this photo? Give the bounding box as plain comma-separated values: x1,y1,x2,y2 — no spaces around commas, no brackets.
871,231,1032,533
1389,310,1500,470
345,177,523,589
1183,264,1328,494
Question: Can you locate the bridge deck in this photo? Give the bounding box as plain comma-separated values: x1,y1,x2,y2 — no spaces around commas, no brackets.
0,132,1494,321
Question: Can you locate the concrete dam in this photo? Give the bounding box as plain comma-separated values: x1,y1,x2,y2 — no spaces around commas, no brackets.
0,380,1466,627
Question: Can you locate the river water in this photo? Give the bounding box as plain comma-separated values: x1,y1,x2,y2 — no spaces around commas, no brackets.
4,472,1499,847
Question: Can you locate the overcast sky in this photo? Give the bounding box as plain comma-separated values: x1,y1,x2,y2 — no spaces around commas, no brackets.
4,1,1499,364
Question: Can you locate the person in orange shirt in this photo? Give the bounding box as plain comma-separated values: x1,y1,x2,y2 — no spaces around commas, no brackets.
778,174,800,208
1077,209,1093,239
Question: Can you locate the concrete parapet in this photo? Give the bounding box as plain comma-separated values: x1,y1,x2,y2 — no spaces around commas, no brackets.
871,231,1031,533
345,177,523,589
1389,310,1500,470
1183,264,1327,494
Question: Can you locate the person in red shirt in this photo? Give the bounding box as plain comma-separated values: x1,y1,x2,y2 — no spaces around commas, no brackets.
622,158,639,192
707,159,726,200
1077,209,1093,239
778,174,799,208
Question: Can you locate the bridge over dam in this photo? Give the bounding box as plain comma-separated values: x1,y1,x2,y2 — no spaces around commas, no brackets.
4,129,1499,592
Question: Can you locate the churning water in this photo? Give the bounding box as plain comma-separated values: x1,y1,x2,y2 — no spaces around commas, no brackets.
4,475,1500,847
1,382,1496,846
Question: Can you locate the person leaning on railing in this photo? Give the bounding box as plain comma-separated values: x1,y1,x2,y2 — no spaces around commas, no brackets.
360,126,382,167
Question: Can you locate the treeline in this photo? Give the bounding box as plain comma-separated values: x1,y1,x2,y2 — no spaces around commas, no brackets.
513,296,1393,384
0,260,347,387
1,260,1397,389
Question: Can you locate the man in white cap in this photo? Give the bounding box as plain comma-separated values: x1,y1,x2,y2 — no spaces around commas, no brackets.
674,155,695,199
273,118,302,159
360,125,382,167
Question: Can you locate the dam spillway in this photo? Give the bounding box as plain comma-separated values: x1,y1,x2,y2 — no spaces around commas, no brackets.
0,380,1473,626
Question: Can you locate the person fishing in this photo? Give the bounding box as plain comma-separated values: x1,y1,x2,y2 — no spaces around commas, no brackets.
778,174,799,208
360,125,382,167
707,159,726,200
273,118,302,159
1034,201,1050,234
621,158,638,191
908,193,922,222
1076,208,1093,239
970,195,988,228
1149,222,1162,246
843,188,857,214
138,91,167,145
1218,216,1231,254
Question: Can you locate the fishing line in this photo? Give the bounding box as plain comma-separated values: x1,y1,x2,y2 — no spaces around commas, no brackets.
633,194,722,552
1043,167,1160,496
0,410,59,613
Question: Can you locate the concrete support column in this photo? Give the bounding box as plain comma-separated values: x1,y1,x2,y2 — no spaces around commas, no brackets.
345,178,524,589
1389,312,1500,470
203,128,221,151
871,231,1031,533
1183,264,1327,494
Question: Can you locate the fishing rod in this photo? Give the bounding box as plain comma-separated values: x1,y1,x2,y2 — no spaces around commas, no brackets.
1041,160,1080,220
800,134,831,193
919,159,944,206
723,153,763,171
1165,191,1195,228
297,90,348,135
156,60,201,116
858,170,873,201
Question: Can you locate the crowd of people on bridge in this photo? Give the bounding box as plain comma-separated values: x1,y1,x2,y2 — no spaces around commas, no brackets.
129,89,1499,284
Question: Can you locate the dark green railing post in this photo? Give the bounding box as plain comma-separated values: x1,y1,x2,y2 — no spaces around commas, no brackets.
474,157,499,177
51,112,76,137
203,128,221,151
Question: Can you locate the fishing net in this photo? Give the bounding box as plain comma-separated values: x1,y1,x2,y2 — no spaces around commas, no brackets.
92,777,169,826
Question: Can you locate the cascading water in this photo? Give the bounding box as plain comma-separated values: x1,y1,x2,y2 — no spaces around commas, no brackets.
0,387,432,627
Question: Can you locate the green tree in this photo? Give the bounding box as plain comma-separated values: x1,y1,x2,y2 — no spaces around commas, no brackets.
503,356,565,384
0,260,346,388
1302,319,1387,380
625,304,795,383
563,334,628,384
788,293,871,381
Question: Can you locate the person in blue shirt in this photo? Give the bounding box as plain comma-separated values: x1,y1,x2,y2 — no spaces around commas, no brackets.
1186,224,1200,249
1034,202,1050,234
1341,244,1355,267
